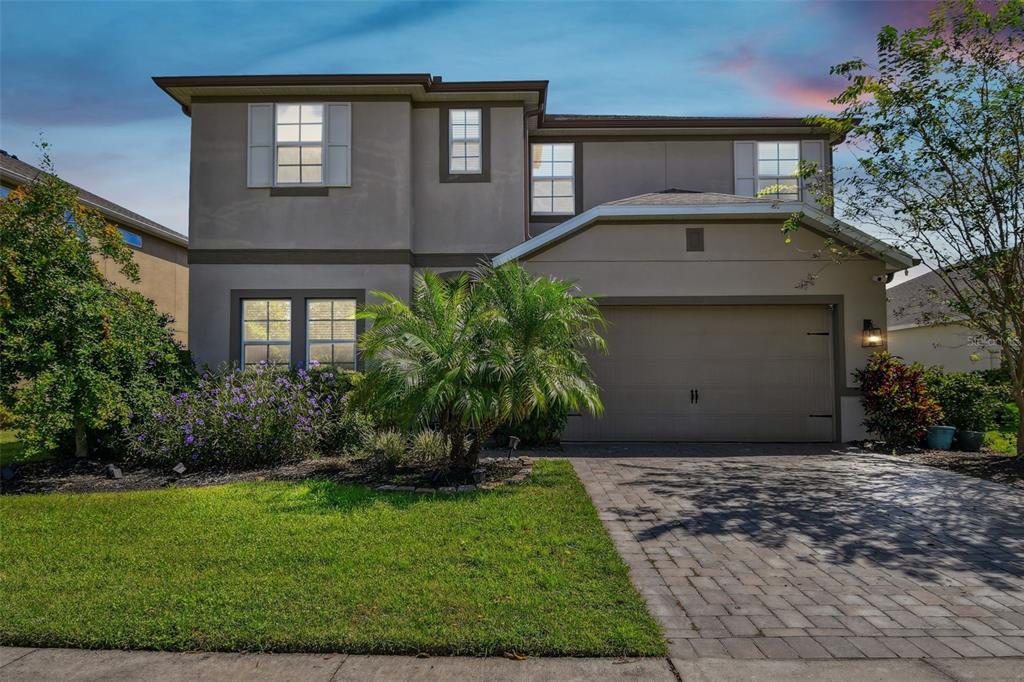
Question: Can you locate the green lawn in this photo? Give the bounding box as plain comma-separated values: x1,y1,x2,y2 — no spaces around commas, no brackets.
0,430,52,467
0,460,664,656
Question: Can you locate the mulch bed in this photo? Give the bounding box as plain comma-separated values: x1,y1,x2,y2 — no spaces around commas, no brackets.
0,451,534,496
851,441,1024,489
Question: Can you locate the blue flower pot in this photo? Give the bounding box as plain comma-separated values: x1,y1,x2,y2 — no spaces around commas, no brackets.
926,425,956,450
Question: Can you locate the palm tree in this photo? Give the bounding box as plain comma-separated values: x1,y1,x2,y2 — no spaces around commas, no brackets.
357,264,605,472
356,271,496,471
468,263,605,458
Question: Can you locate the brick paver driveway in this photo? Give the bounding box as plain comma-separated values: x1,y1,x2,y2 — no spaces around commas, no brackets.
568,444,1024,661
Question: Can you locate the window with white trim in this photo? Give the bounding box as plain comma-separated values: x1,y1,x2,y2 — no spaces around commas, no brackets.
306,299,357,370
757,142,800,200
275,104,323,185
242,299,291,367
449,108,482,174
531,143,575,215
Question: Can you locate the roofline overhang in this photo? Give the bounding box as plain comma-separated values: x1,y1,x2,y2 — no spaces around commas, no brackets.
492,202,917,270
153,74,549,116
533,115,854,144
0,166,188,247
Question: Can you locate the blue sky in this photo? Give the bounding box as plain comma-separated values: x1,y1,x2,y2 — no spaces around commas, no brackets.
0,0,941,236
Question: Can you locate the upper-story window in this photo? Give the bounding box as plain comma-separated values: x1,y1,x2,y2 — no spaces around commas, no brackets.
248,103,350,188
276,104,323,185
757,142,800,200
119,228,142,248
449,108,482,174
531,143,575,215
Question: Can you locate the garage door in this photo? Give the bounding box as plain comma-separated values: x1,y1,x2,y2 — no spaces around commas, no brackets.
564,305,835,442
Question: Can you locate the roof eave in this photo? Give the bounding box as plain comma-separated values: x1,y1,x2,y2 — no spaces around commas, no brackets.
0,165,188,247
152,74,549,116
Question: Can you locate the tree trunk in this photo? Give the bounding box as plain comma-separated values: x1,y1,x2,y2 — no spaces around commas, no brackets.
74,417,88,458
468,418,497,462
1015,388,1024,460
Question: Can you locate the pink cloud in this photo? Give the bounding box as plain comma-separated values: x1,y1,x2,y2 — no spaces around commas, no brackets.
703,47,844,113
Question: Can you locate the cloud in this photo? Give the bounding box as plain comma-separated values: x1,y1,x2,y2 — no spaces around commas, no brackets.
702,45,845,113
0,1,468,127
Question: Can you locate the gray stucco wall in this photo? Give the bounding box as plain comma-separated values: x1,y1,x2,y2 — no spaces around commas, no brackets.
188,263,410,369
189,100,413,250
411,106,526,254
528,136,832,237
521,219,889,441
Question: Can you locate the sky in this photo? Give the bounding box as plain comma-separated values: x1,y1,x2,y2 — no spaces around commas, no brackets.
0,0,943,280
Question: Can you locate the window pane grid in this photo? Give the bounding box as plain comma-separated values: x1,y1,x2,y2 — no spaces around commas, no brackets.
276,104,324,185
531,143,575,214
306,299,357,370
242,299,291,367
449,108,482,173
756,142,801,200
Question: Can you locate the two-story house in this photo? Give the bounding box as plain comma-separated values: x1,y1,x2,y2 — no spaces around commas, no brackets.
155,73,914,443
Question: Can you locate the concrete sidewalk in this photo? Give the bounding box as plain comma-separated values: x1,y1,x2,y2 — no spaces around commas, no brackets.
4,647,1024,682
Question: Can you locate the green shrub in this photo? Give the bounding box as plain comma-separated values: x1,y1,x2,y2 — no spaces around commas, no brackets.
409,429,449,467
1,158,194,458
125,365,360,469
495,404,569,447
367,429,406,473
854,352,943,446
924,368,999,432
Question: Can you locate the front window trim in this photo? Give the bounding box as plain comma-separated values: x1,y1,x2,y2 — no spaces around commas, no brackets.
531,142,576,216
240,298,292,368
756,141,801,201
305,298,358,370
448,108,483,175
274,103,325,187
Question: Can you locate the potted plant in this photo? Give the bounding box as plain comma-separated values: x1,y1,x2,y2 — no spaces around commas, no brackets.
924,369,996,452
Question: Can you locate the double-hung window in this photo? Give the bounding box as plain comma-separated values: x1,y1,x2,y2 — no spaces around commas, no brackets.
275,104,323,185
241,299,291,367
306,299,357,370
449,108,482,174
248,102,350,187
531,143,575,215
756,142,800,200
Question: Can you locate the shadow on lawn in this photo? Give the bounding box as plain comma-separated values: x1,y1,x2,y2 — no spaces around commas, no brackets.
608,455,1024,589
266,477,523,515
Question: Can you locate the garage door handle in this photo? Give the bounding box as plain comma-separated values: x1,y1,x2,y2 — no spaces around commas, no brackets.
695,389,699,404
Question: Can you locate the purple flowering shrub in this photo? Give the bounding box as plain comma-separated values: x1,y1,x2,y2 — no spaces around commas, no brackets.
125,363,367,469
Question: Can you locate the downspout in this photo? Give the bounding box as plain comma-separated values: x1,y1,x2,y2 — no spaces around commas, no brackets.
524,106,543,242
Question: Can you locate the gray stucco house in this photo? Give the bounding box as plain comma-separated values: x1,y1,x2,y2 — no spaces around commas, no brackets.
156,73,914,443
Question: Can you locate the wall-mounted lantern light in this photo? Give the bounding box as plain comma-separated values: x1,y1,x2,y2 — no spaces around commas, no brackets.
862,319,883,348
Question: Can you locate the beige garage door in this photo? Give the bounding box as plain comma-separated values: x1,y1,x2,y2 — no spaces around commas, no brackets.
564,305,835,442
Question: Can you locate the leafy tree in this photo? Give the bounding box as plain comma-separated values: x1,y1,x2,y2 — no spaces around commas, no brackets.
356,264,604,471
0,150,192,458
787,0,1024,455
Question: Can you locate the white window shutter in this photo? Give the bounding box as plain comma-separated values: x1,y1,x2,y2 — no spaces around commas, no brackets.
325,103,352,187
800,140,826,209
247,104,273,188
733,141,756,197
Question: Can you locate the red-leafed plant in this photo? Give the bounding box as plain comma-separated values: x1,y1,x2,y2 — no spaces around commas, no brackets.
853,352,944,446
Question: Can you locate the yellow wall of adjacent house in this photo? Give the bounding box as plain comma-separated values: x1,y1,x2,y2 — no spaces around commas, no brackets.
97,234,189,345
888,324,1001,372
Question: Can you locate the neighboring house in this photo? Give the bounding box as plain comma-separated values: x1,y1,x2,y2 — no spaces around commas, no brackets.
156,73,915,443
1,150,190,344
887,269,1001,372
